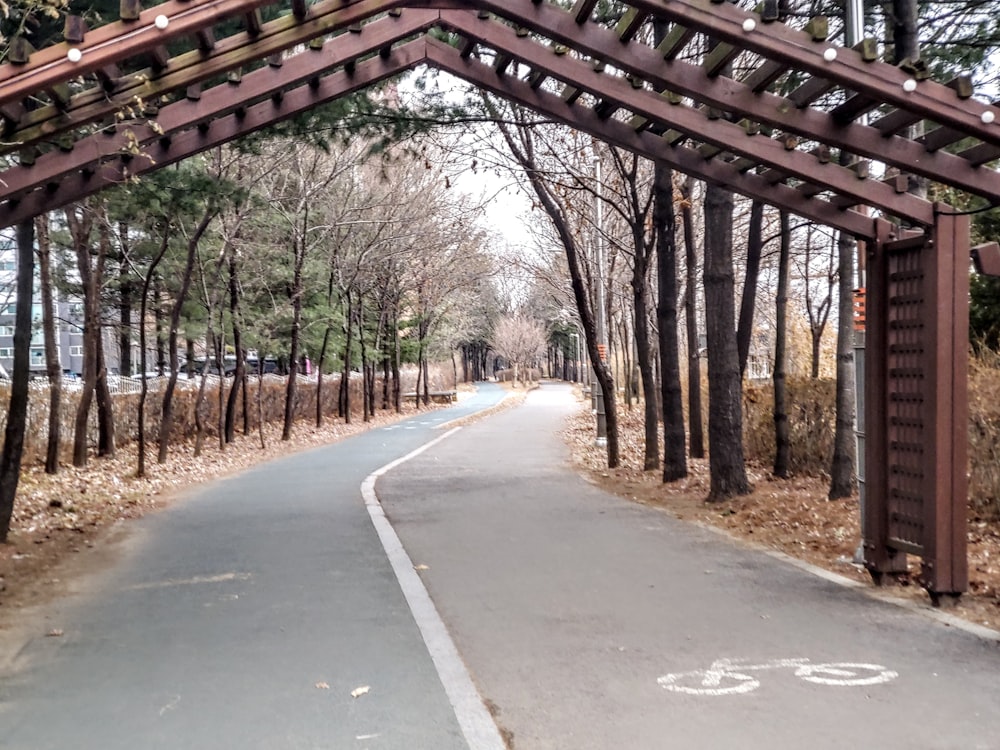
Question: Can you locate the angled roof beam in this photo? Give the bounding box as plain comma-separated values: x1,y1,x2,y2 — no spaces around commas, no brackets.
0,0,278,109
3,0,417,156
616,0,1000,145
468,0,1000,204
0,40,424,229
439,10,934,224
0,12,437,202
425,37,877,239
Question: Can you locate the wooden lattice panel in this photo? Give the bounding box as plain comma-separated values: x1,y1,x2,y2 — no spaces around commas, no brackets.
885,242,928,555
865,214,968,596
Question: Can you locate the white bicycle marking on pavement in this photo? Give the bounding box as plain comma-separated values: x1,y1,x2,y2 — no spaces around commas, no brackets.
658,658,898,696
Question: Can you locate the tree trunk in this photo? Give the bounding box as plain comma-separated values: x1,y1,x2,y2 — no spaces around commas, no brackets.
36,215,62,474
316,326,332,428
890,0,928,199
68,206,97,468
703,184,750,500
737,200,764,378
282,233,306,441
773,211,791,479
654,162,687,480
392,304,402,413
224,256,244,444
136,232,170,479
0,220,36,542
358,290,371,422
340,293,353,423
94,219,114,458
193,363,211,458
118,222,133,377
681,177,705,459
154,277,166,375
158,211,214,463
829,229,857,498
95,326,115,457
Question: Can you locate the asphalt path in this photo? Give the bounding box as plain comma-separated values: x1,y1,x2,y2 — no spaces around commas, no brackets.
0,385,508,750
377,382,1000,750
3,380,1000,750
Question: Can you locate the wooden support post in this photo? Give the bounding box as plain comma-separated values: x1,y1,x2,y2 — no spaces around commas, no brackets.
922,207,969,598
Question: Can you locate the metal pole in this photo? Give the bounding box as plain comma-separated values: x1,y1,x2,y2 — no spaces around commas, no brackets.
594,154,607,446
845,0,868,563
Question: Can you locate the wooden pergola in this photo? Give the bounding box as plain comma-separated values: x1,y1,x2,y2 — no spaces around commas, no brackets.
2,0,999,597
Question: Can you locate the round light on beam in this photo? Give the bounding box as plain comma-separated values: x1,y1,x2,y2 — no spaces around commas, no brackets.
154,14,169,30
902,78,917,93
66,48,82,63
742,18,757,32
822,48,837,62
983,110,996,125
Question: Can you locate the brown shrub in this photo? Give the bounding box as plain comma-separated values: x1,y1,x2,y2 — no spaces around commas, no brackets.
743,377,837,477
969,348,1000,519
0,361,456,466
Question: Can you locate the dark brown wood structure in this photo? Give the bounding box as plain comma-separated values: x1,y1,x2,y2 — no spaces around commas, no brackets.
2,0,999,596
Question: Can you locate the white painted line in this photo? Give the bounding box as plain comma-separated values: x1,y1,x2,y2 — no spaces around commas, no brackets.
361,429,507,750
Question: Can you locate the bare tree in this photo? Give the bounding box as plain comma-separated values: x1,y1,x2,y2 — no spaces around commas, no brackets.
36,214,62,474
491,314,547,385
773,211,792,479
0,219,35,542
703,183,750,500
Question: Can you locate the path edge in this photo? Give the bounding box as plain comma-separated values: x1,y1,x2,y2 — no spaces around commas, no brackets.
361,427,508,750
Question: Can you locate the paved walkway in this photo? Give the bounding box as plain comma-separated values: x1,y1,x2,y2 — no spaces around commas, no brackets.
2,381,999,750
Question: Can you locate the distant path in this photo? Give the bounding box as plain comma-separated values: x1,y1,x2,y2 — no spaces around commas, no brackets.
0,384,508,750
378,382,1000,750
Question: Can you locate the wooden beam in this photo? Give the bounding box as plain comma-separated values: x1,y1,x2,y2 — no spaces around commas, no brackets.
0,13,437,203
426,38,877,239
464,1,1000,203
3,0,431,156
441,10,936,224
0,0,282,108
1,41,425,229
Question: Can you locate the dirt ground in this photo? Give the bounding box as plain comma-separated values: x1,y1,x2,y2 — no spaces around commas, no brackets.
2,382,998,639
563,397,1000,634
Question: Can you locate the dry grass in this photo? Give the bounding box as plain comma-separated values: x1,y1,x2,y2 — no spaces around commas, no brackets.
969,348,1000,519
743,377,836,476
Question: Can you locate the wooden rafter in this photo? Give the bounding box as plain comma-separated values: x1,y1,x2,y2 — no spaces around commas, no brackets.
0,41,423,228
0,11,438,204
0,0,996,234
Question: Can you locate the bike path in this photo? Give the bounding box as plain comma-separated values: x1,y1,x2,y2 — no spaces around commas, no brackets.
378,382,1000,750
0,385,508,750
